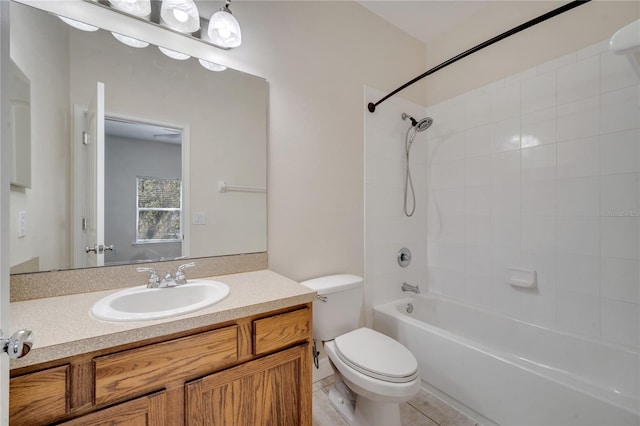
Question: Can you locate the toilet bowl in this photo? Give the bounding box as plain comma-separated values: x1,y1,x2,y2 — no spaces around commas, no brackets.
300,275,420,426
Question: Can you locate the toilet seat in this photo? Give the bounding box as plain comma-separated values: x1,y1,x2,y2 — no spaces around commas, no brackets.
334,328,418,383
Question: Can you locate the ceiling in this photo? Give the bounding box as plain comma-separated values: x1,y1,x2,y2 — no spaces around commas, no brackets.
357,1,491,44
105,119,182,144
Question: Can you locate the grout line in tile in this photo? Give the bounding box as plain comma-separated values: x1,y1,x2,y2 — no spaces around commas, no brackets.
408,400,442,426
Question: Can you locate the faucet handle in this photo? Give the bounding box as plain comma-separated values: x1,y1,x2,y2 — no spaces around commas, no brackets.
177,262,195,273
137,267,159,287
175,262,195,284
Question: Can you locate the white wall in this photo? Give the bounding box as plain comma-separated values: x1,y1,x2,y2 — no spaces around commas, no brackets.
228,1,428,281
9,3,70,271
424,38,639,348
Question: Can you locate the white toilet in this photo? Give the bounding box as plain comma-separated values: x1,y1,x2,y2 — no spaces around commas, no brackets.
301,274,420,426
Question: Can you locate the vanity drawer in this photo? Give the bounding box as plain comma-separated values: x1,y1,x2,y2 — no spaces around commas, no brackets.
253,308,310,355
94,326,238,406
10,364,69,426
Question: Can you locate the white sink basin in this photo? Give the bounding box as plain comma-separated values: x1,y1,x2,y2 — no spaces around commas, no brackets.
91,280,230,322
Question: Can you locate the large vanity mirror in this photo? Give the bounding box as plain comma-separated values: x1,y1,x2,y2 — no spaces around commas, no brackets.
8,1,267,274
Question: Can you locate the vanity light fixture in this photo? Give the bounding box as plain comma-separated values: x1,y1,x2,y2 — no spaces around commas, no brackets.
160,0,200,34
108,0,151,17
112,32,150,48
158,46,191,60
208,0,242,49
198,59,227,72
58,16,99,32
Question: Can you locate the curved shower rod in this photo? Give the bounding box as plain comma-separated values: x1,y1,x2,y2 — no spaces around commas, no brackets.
367,0,591,114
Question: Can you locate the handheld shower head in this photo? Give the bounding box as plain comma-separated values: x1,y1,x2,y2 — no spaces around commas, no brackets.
401,113,434,217
402,113,434,132
415,117,433,132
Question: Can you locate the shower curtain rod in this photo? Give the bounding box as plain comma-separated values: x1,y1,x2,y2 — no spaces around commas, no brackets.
367,0,591,113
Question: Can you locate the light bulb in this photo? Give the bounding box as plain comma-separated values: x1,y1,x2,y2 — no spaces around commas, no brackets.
160,0,200,33
198,59,227,72
207,8,241,48
158,46,191,60
109,0,151,17
112,32,149,48
218,26,231,39
173,9,189,23
59,16,99,32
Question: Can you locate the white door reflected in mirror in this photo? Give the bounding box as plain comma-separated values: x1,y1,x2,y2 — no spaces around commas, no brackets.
74,101,188,268
83,82,105,268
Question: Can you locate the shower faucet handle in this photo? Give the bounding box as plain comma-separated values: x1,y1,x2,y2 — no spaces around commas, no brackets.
398,247,412,267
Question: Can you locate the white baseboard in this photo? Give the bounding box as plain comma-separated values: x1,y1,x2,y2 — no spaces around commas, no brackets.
312,357,333,383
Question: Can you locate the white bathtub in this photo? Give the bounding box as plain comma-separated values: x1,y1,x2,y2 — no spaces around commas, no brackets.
373,294,640,426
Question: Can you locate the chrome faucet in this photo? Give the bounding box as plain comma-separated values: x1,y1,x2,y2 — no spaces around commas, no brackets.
401,282,420,293
138,262,195,288
159,271,179,288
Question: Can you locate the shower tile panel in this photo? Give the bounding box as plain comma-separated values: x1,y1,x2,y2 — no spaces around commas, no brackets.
365,38,639,347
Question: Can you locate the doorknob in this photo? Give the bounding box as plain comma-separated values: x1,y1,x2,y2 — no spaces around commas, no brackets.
1,329,33,359
85,244,115,254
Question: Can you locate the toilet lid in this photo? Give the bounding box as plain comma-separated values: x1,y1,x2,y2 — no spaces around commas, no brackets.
334,328,418,383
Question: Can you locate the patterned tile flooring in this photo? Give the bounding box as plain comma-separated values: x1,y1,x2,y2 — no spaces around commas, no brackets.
312,376,480,426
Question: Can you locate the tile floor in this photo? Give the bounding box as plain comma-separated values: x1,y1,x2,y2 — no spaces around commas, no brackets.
312,376,480,426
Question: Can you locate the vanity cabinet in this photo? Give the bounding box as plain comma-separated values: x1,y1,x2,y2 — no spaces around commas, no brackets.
9,305,312,426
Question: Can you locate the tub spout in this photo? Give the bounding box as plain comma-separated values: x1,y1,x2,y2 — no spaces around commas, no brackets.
401,282,420,293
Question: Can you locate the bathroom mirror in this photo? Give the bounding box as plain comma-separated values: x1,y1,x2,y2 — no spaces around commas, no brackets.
8,1,267,274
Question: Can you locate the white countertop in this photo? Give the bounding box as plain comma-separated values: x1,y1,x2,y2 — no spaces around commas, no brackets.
10,270,315,369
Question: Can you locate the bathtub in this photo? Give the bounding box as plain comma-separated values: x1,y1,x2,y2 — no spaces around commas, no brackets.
373,294,640,426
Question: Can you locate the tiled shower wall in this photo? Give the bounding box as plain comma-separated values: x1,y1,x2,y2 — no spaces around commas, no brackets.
365,39,639,349
365,86,429,324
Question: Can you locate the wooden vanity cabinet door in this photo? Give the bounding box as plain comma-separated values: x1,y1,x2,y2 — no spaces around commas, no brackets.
185,344,312,426
9,365,69,426
59,391,167,426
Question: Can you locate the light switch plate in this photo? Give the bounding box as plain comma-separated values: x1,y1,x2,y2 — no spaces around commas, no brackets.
17,210,26,238
192,212,206,225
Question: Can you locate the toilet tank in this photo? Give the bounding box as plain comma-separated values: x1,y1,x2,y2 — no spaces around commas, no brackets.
300,274,363,341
